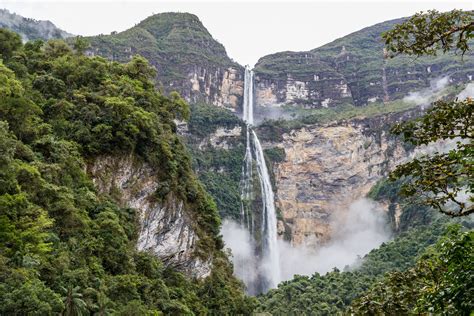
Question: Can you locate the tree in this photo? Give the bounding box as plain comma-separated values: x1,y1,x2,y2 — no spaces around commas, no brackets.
61,286,89,316
350,226,474,315
92,292,115,316
0,28,22,61
73,36,90,55
383,9,473,57
384,9,473,216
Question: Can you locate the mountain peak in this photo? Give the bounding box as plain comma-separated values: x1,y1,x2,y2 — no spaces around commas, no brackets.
136,11,214,42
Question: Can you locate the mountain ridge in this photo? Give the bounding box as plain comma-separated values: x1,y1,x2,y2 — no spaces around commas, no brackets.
0,8,72,41
1,10,472,111
254,17,473,107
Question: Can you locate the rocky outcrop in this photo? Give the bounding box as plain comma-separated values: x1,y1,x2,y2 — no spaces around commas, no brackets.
269,112,417,247
177,65,244,111
255,52,353,108
87,155,211,278
198,126,242,150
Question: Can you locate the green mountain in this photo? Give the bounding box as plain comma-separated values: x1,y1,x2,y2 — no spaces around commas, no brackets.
0,28,254,314
86,12,243,110
254,18,474,107
0,8,472,315
0,8,72,41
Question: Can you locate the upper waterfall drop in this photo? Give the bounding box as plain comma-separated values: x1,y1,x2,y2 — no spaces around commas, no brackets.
243,66,254,125
239,66,281,292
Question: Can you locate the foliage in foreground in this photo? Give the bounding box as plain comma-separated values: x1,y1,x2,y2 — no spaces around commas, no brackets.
384,9,473,217
0,28,255,314
390,98,473,216
383,9,473,57
350,226,474,315
257,220,452,315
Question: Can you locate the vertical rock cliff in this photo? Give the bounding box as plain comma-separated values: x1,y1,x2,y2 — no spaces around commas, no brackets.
87,155,211,278
254,19,474,108
267,113,416,246
254,51,353,108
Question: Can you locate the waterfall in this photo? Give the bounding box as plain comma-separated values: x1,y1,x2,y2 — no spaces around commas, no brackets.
243,67,254,124
252,130,281,288
239,66,281,292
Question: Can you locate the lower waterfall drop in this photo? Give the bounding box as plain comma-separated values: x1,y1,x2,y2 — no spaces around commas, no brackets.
239,66,281,293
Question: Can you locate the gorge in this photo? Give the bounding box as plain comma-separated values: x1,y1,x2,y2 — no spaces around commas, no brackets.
0,7,472,315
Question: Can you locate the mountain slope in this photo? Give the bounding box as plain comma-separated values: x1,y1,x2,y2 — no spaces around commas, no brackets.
86,12,244,110
0,8,72,41
254,18,474,107
0,28,254,314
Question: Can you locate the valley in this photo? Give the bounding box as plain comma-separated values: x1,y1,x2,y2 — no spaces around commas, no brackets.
0,6,472,315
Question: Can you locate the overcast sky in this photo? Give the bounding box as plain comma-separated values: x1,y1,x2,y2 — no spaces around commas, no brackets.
0,0,472,66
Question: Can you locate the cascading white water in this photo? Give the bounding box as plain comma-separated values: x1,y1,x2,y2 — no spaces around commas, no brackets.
242,67,254,124
240,66,254,232
239,66,281,292
252,130,281,288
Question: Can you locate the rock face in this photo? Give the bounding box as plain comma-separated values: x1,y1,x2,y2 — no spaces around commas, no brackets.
87,155,211,278
199,126,242,150
255,52,353,108
254,19,474,108
86,12,245,111
187,66,244,110
268,112,417,247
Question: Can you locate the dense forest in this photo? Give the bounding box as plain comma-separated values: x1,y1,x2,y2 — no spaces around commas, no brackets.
0,29,255,314
0,7,473,315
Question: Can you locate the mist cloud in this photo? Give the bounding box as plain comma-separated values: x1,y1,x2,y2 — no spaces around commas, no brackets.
222,198,390,291
221,220,259,288
403,76,450,106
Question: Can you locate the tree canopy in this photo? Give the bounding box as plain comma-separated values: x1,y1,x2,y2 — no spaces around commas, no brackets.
0,28,255,315
383,9,474,57
384,9,473,216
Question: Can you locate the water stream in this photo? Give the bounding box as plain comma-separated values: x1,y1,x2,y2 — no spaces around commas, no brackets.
239,66,281,293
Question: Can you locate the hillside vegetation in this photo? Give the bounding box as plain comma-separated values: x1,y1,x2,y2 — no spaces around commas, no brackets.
86,12,238,88
257,219,472,315
0,29,255,314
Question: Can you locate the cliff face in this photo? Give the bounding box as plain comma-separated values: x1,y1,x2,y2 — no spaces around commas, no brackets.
87,155,211,278
254,19,474,108
86,12,245,111
253,108,425,247
255,52,353,108
191,108,421,246
269,115,411,246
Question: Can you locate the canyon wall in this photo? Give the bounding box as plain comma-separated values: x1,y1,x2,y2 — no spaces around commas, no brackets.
192,109,421,247
269,112,418,247
87,155,211,278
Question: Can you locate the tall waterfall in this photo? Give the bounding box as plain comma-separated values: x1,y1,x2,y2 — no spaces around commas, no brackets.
239,66,281,292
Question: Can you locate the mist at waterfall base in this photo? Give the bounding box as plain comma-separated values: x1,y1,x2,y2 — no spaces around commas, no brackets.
222,198,390,292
